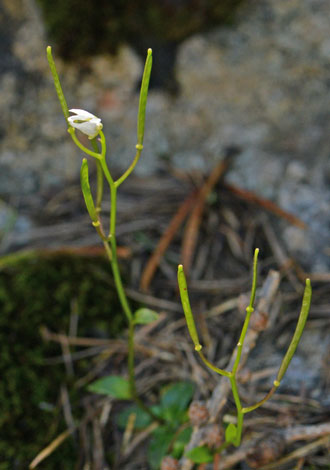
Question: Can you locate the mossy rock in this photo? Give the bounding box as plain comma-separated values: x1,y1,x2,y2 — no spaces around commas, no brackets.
37,0,245,90
0,251,125,469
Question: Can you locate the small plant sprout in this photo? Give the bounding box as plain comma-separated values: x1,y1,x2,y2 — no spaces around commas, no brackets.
47,46,158,420
178,248,312,454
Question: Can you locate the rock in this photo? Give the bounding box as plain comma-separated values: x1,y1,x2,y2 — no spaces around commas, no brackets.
36,0,245,90
1,0,330,270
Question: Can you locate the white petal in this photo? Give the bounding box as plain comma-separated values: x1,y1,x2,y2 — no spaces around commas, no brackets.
68,117,102,138
69,109,97,119
67,115,79,127
76,121,98,136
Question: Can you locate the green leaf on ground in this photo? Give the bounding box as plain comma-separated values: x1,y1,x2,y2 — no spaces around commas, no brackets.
172,426,193,459
133,308,159,325
117,404,152,430
88,375,131,399
225,423,237,444
148,426,176,470
185,445,213,463
159,382,195,424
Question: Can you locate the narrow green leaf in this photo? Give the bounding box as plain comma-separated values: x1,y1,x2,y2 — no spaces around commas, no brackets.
225,423,237,444
185,445,213,464
276,278,312,383
80,158,98,223
88,375,131,399
46,46,69,119
133,308,159,325
177,265,202,351
137,48,152,146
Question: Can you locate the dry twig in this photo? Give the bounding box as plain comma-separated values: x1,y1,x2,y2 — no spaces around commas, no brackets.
181,159,229,276
223,182,306,229
140,191,197,291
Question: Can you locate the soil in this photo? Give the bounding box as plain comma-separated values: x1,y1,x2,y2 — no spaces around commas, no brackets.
1,169,329,469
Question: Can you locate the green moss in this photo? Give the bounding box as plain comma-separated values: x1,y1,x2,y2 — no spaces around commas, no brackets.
37,0,245,91
37,0,245,60
0,251,125,469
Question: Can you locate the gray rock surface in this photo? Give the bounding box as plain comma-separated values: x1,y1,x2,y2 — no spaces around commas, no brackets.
0,0,330,270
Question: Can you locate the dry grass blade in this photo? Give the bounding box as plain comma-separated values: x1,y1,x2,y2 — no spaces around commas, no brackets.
261,215,303,293
125,287,182,312
40,325,156,358
121,422,159,460
41,325,115,347
181,159,229,276
294,457,305,470
140,190,197,291
29,427,75,468
219,423,330,469
284,422,330,443
307,272,330,282
258,434,330,469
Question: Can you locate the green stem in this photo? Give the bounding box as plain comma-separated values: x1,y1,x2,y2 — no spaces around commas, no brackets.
242,384,278,414
104,236,132,323
227,249,259,446
232,248,259,375
99,155,114,189
229,374,244,446
115,147,142,188
95,131,156,420
90,138,104,213
68,128,101,160
102,178,160,422
197,350,231,378
47,45,158,423
96,161,103,213
103,237,160,422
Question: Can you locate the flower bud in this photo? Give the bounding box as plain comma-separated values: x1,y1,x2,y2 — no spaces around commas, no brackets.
68,109,103,139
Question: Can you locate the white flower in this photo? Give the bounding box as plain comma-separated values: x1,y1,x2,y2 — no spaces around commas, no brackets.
68,109,103,139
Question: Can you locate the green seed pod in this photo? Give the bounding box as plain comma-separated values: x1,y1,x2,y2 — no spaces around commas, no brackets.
137,49,152,147
80,158,98,224
276,278,312,383
177,264,202,351
46,46,69,119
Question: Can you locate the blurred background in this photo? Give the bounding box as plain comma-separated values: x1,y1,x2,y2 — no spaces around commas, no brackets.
0,0,330,469
1,0,330,269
